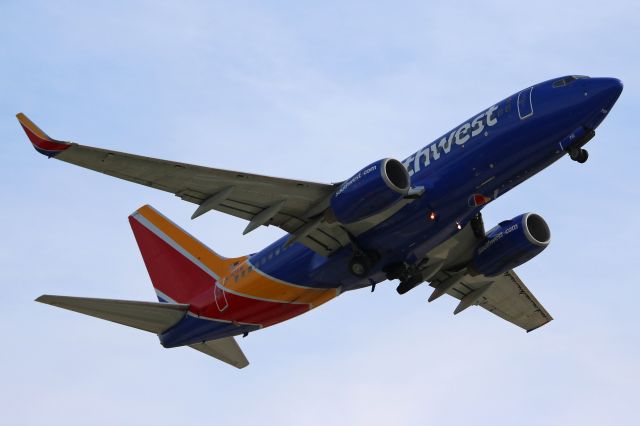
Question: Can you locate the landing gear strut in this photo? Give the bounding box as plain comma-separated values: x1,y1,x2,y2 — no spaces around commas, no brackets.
384,259,441,295
568,146,589,163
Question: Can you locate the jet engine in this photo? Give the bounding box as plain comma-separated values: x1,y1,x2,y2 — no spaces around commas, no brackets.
471,213,550,276
330,158,410,224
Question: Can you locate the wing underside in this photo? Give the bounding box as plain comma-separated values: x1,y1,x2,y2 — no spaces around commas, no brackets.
56,144,349,254
429,269,552,332
17,113,351,255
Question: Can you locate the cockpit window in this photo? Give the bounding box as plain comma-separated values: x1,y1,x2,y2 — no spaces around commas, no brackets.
552,75,589,88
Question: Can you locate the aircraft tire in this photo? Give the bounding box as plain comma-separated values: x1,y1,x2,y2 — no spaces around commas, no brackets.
349,251,378,277
577,149,589,163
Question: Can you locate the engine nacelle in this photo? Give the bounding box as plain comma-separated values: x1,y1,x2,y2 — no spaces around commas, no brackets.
471,213,550,276
330,158,410,224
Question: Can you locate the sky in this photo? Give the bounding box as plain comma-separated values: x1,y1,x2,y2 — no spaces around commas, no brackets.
1,1,639,424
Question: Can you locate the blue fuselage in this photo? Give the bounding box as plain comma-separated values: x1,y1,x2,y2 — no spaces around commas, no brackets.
248,76,622,292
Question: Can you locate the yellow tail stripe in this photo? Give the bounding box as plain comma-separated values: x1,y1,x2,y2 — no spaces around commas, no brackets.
223,268,338,307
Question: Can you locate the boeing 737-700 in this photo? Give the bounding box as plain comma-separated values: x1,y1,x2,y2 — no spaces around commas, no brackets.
18,75,623,368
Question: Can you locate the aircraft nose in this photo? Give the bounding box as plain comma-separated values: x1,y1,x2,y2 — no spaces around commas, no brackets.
603,77,623,98
588,77,623,101
580,77,623,130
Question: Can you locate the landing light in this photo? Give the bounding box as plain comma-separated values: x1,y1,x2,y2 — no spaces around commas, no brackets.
456,222,462,230
428,211,438,221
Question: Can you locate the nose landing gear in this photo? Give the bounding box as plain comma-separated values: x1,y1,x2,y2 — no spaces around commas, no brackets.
568,146,589,163
564,127,594,164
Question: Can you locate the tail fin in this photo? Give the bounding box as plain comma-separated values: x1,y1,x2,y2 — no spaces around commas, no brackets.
129,205,244,304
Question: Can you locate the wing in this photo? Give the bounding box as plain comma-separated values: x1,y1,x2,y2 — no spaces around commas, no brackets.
420,216,553,332
429,269,552,332
17,113,351,255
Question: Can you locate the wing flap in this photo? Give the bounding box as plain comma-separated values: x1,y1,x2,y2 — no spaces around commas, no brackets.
477,270,553,332
36,295,189,334
189,337,249,369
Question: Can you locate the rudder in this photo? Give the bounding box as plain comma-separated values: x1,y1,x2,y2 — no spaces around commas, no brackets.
129,205,244,304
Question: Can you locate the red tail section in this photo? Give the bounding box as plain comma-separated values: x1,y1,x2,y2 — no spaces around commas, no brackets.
129,205,245,304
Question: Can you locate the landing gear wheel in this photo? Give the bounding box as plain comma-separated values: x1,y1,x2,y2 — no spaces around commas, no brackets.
349,251,379,277
576,148,589,163
349,257,369,277
569,147,589,163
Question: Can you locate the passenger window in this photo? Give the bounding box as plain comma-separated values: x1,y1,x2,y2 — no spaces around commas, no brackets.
275,248,280,256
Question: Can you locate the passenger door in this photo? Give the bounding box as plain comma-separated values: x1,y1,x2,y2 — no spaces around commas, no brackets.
517,87,534,119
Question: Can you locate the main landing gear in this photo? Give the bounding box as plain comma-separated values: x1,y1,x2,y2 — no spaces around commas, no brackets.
349,250,379,277
346,231,380,278
568,146,589,163
384,260,441,295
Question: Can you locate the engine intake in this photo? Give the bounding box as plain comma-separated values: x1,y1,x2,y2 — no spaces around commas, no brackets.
471,213,550,276
331,158,410,224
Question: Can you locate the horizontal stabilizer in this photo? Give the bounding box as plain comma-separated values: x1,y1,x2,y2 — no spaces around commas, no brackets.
36,295,189,334
190,338,250,369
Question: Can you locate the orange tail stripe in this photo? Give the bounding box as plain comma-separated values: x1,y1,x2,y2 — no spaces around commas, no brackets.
223,269,338,307
136,205,244,278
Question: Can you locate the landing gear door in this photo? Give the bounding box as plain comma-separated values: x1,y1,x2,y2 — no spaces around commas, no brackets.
517,87,534,119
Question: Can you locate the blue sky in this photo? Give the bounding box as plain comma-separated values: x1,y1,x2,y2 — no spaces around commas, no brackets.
1,1,639,424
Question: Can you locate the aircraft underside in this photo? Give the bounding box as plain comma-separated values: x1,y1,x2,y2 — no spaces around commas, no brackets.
19,75,623,367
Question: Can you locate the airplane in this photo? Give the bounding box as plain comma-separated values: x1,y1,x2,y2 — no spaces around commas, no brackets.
17,75,623,369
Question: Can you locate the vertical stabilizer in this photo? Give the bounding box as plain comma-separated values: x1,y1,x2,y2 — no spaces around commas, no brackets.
129,205,244,304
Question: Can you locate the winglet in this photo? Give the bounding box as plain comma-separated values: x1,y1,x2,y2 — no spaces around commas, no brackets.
16,113,71,157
